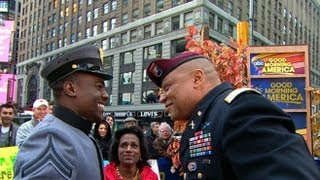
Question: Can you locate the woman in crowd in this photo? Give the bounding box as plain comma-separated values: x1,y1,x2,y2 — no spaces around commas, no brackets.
153,122,177,160
93,120,112,160
105,115,115,132
104,125,158,180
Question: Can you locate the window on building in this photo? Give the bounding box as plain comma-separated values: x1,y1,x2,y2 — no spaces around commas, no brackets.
144,24,151,38
217,17,223,32
93,25,98,36
120,51,135,64
78,16,82,24
71,34,75,44
87,11,91,22
102,21,109,32
142,69,150,82
52,28,56,37
172,0,180,7
155,21,163,35
236,7,241,19
59,24,63,33
103,55,113,69
228,23,234,37
66,7,69,16
86,28,91,38
111,18,116,30
94,8,98,19
227,1,233,15
123,0,128,6
103,3,109,14
144,4,151,17
132,9,139,21
64,37,67,46
119,92,133,105
130,29,137,42
111,0,117,11
184,12,193,26
121,32,128,45
156,0,164,13
144,44,162,60
120,72,133,85
58,39,62,48
77,31,81,40
209,13,215,29
142,90,159,104
102,39,108,50
122,13,128,25
73,3,77,13
171,38,186,55
172,15,180,31
110,36,116,48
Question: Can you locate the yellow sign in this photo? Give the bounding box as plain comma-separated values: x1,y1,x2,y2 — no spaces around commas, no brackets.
0,146,18,180
262,57,295,74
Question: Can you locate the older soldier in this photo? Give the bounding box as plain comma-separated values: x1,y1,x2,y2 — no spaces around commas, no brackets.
147,51,320,179
14,45,112,180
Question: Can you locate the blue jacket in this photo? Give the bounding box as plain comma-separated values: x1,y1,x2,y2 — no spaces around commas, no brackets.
180,82,320,179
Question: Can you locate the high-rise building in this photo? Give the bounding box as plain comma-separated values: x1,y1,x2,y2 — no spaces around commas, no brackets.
15,0,320,123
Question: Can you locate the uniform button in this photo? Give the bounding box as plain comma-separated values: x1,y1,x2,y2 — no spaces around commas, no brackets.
197,173,203,179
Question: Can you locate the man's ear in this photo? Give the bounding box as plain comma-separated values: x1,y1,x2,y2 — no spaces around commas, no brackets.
63,81,77,97
192,69,205,87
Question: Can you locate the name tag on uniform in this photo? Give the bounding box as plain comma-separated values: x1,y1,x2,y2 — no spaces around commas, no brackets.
189,131,212,158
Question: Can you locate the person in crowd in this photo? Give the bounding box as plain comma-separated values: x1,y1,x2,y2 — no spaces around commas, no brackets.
93,120,112,160
147,51,320,179
0,102,19,147
48,101,55,114
153,122,177,160
14,45,112,179
105,115,115,132
145,121,160,159
104,125,158,180
123,117,137,128
15,98,49,147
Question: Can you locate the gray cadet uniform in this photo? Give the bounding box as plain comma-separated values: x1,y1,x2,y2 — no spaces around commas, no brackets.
14,45,112,180
14,111,102,179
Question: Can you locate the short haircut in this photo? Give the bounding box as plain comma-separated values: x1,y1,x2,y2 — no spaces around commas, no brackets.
0,102,16,114
150,121,159,128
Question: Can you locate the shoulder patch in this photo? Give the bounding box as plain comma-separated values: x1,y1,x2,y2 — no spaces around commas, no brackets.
224,88,261,104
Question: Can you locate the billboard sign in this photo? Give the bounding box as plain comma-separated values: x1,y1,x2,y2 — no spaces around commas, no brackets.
0,20,13,62
0,74,16,104
247,45,311,151
0,1,8,12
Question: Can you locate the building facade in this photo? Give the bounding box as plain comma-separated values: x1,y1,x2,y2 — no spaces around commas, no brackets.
15,0,320,122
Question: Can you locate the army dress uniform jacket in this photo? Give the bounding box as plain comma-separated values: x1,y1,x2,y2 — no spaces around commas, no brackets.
14,105,103,180
179,82,320,180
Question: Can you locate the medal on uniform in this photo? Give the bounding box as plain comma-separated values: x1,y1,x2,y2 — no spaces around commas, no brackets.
189,131,212,158
189,120,195,129
187,161,197,172
170,166,176,173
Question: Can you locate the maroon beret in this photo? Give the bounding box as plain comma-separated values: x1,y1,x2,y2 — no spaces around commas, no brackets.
147,51,205,87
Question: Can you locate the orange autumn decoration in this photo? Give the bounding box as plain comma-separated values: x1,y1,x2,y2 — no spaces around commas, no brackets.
185,25,248,88
306,86,320,156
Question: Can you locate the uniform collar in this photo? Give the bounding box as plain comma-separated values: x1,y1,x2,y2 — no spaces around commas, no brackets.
53,105,92,135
